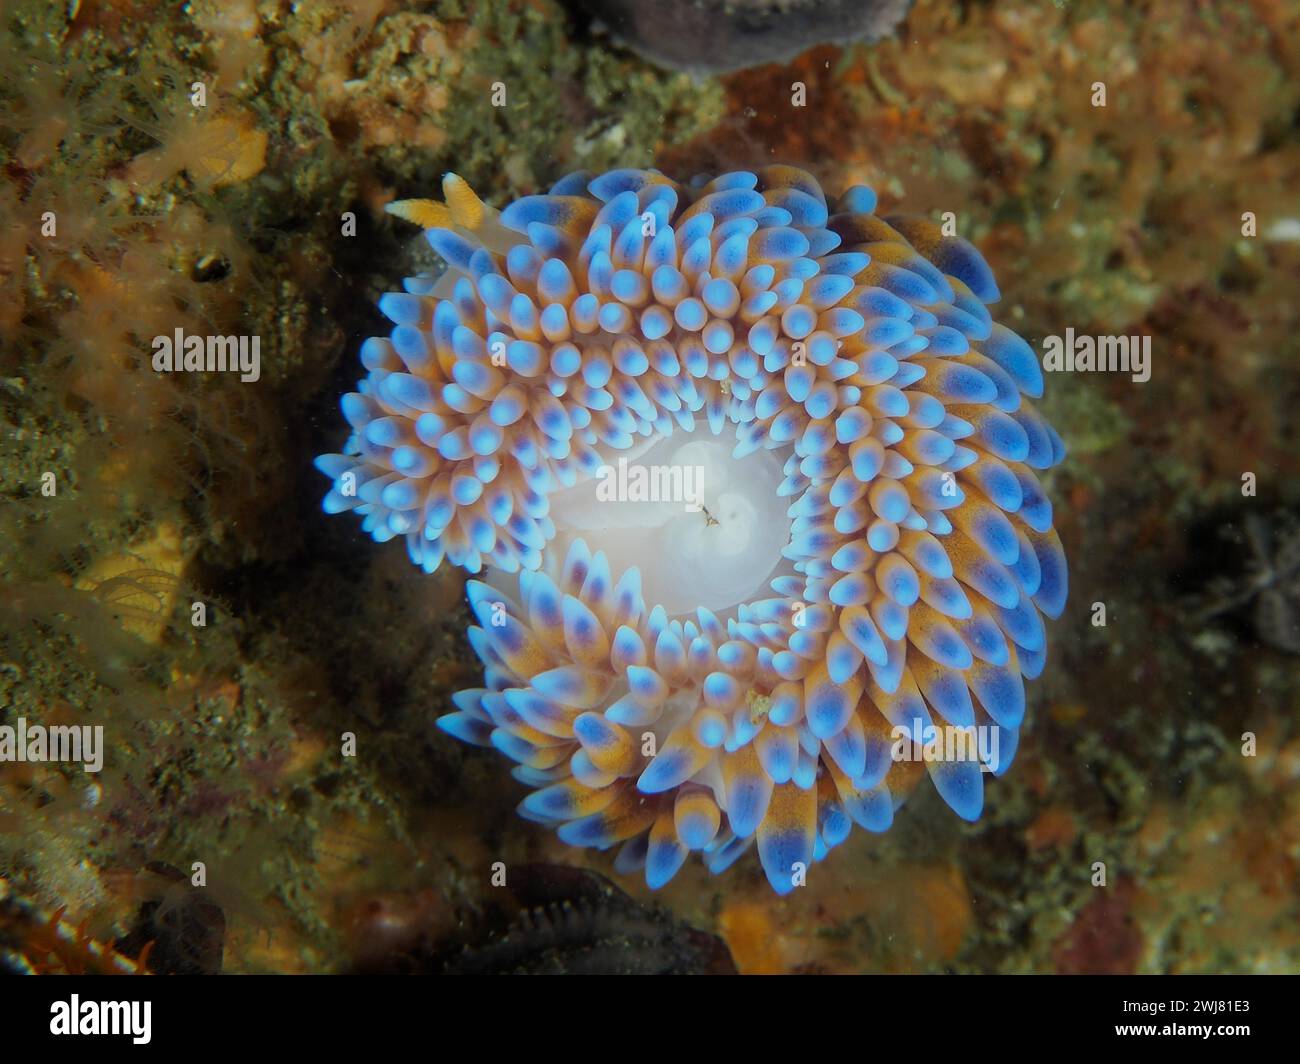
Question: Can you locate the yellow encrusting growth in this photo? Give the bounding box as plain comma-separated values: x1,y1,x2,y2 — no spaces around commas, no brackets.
74,521,186,644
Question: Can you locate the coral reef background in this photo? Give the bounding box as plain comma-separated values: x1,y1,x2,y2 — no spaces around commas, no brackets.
1,0,1297,973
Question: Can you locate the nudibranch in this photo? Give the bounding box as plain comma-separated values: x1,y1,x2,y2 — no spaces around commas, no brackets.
316,167,1067,894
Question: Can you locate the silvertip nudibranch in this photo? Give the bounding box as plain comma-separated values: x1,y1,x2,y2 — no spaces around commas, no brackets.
317,167,1067,893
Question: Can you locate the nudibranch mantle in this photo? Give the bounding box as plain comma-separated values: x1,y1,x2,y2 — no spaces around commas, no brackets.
317,166,1067,894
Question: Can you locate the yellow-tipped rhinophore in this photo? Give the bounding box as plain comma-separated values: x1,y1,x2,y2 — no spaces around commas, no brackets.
384,198,453,230
442,172,485,230
384,173,486,233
